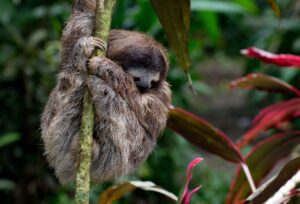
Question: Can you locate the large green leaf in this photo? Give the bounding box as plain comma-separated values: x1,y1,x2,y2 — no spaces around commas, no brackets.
246,157,300,203
226,131,300,204
98,181,177,204
168,107,243,163
151,0,191,72
229,73,300,96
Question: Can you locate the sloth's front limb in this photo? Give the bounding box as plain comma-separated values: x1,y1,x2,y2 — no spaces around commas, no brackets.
72,36,106,72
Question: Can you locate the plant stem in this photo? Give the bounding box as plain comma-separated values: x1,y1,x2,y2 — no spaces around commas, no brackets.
75,0,116,203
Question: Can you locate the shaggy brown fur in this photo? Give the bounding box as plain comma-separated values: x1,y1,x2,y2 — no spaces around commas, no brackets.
41,0,171,184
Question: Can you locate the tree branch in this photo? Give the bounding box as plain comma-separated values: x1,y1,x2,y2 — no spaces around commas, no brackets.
75,0,116,203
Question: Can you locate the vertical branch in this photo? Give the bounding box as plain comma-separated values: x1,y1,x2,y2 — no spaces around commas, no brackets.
75,0,116,203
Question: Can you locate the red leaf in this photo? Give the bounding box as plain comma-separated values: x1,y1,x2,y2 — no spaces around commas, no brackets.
179,158,203,204
168,107,243,163
227,131,300,204
241,47,300,67
247,157,300,203
237,98,300,148
229,73,300,96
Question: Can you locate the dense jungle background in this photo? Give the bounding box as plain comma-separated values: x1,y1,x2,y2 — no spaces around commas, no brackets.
1,0,300,203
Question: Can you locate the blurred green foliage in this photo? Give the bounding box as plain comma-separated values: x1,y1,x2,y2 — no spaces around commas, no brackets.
1,0,300,203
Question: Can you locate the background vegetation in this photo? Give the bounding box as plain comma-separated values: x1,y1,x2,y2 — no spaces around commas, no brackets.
1,0,300,203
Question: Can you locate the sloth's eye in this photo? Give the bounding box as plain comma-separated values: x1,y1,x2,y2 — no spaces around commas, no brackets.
133,77,140,82
151,80,159,87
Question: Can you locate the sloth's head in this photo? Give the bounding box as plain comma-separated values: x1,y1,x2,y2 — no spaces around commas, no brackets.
107,29,169,93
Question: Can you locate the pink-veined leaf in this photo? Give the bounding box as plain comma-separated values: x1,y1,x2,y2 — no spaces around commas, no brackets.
98,180,177,204
151,0,191,72
226,131,300,204
168,107,244,163
236,98,300,148
229,73,300,96
241,47,300,67
178,157,203,204
267,0,281,17
246,157,300,203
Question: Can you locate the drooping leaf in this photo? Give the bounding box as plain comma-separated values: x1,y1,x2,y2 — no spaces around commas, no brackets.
0,132,21,149
241,47,300,68
178,157,203,204
267,0,281,17
229,73,300,96
227,131,300,204
151,0,191,72
98,181,177,204
247,157,300,203
237,98,300,148
168,107,243,163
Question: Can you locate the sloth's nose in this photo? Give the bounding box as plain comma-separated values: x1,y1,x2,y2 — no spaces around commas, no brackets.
134,77,151,93
136,81,150,93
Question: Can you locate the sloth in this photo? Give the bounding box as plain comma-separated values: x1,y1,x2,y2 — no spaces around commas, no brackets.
41,0,171,184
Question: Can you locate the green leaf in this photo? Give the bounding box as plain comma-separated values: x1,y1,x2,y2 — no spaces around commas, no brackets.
99,181,177,204
168,107,243,163
232,0,258,14
0,179,15,191
198,11,220,45
0,132,21,149
267,0,281,17
191,0,251,14
246,157,300,203
227,131,300,204
151,0,191,72
229,73,300,96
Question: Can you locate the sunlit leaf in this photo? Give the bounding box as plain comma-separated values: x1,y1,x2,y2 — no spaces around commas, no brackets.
0,132,21,149
98,181,177,204
229,73,300,96
191,0,253,14
151,0,191,72
168,107,243,163
227,131,300,204
241,47,300,68
267,0,281,17
237,98,300,148
247,157,300,203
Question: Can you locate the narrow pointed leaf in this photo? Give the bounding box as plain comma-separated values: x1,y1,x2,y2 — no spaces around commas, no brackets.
151,0,191,72
99,181,177,204
267,0,281,17
168,107,243,163
237,98,300,148
227,131,300,204
241,47,300,68
179,157,203,204
229,73,300,96
247,157,300,203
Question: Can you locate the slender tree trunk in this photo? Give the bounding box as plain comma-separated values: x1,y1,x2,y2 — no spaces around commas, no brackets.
75,0,116,203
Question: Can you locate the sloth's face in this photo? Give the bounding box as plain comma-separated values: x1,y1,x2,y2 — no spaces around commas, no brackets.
112,48,166,93
126,67,161,92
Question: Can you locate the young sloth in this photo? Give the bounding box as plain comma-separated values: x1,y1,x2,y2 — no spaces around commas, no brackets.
41,0,171,184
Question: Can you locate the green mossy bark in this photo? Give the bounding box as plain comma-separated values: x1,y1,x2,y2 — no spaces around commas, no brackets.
75,1,116,203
